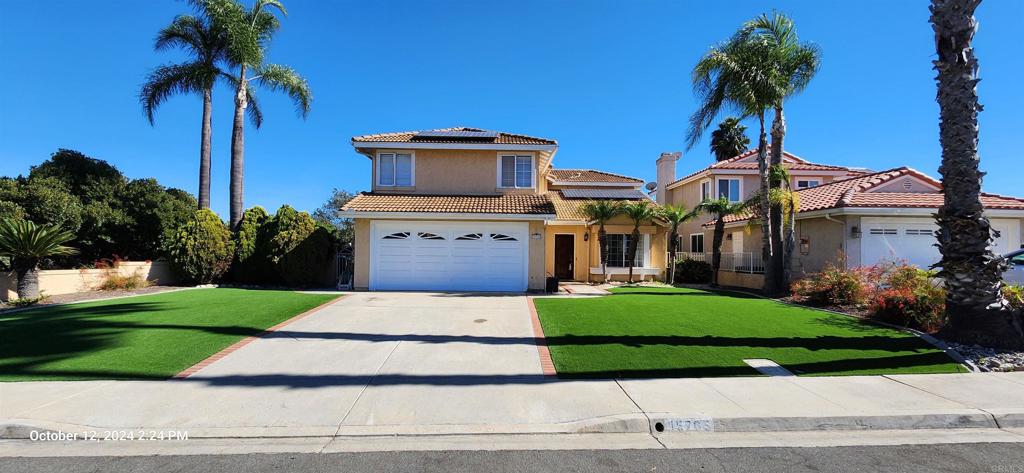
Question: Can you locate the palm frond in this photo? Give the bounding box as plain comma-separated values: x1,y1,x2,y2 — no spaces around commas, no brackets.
140,62,217,124
0,219,78,258
579,200,622,224
256,64,312,118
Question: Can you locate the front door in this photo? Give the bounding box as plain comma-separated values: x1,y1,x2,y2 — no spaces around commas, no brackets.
554,234,575,280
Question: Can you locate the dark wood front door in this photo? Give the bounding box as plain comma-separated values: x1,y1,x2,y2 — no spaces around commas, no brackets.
554,234,575,280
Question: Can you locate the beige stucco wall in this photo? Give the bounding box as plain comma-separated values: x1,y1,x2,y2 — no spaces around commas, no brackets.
545,224,589,282
794,217,849,275
717,271,764,290
1,261,177,302
351,217,548,291
369,149,548,195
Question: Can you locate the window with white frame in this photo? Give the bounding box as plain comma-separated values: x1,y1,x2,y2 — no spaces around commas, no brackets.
499,154,533,188
700,180,711,201
717,178,741,202
690,233,705,253
377,152,413,187
604,234,645,268
795,179,821,189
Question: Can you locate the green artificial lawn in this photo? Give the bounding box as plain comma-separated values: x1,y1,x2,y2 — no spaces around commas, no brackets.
533,286,965,378
0,288,340,381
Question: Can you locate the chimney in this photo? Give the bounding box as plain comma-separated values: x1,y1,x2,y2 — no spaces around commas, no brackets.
655,152,681,204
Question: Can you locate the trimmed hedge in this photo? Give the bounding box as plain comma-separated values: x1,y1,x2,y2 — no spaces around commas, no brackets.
163,209,234,284
674,259,712,284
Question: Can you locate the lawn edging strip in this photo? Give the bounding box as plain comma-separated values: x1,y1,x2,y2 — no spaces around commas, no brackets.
526,297,557,377
172,295,345,379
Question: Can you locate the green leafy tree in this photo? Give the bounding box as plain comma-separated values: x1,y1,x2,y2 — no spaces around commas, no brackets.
660,204,698,283
930,0,1022,348
579,200,622,280
141,4,262,209
230,206,275,283
163,209,234,284
205,0,312,226
734,12,820,295
621,200,659,283
696,198,748,286
264,205,335,287
312,188,356,248
709,117,750,161
687,30,784,295
0,219,78,299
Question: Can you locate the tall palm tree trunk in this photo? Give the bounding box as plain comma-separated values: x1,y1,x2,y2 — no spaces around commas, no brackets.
627,228,640,283
13,258,40,299
767,106,788,295
711,219,724,286
598,225,608,281
931,0,1023,349
229,66,247,228
755,113,773,294
668,228,679,284
783,200,796,285
199,87,213,209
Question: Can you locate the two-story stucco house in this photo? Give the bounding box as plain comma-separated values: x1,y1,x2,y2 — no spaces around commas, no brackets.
656,148,1024,288
339,127,668,292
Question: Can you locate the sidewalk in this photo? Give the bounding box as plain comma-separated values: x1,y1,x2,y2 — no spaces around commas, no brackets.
2,372,1022,441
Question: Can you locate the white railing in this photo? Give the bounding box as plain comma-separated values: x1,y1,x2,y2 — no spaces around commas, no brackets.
672,251,764,274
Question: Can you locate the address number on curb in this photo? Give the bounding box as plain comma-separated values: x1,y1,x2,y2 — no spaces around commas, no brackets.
655,417,715,432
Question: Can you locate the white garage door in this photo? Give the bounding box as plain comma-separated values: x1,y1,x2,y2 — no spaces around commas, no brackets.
861,217,1022,268
370,221,529,292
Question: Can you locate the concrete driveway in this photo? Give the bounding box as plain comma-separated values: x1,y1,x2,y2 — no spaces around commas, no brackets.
1,292,641,436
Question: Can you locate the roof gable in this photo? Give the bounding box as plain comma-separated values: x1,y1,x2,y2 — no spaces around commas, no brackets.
352,127,556,146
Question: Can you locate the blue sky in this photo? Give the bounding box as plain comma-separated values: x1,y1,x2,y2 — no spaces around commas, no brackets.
1,1,1021,217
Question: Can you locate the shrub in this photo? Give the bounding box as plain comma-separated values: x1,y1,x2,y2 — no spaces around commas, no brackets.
674,258,712,284
230,206,276,283
163,209,234,284
94,260,151,291
278,224,337,287
870,266,946,331
6,294,47,308
790,263,879,306
1004,284,1024,312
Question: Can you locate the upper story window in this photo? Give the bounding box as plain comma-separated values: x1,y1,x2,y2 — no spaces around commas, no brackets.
795,179,821,189
717,178,741,202
700,180,711,201
498,154,534,188
377,152,414,187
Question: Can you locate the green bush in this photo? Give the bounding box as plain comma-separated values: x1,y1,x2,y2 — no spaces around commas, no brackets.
674,258,713,284
278,223,337,287
1003,284,1024,312
163,209,234,284
230,206,276,283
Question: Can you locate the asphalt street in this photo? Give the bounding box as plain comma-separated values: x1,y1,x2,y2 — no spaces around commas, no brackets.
3,443,1023,473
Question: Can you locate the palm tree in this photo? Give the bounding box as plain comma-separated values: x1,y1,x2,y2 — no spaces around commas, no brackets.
205,0,312,227
687,33,783,295
743,166,799,285
930,0,1023,349
0,219,77,300
140,5,263,210
660,204,698,284
709,117,750,161
735,12,820,295
579,200,622,280
621,200,659,283
696,198,747,287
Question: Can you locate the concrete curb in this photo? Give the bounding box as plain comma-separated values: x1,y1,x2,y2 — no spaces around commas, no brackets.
5,408,1022,441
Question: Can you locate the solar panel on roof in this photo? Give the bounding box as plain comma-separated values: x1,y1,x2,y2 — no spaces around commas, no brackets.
560,189,648,200
413,130,499,139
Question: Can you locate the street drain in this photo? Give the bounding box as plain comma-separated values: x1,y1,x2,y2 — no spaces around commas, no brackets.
474,318,487,323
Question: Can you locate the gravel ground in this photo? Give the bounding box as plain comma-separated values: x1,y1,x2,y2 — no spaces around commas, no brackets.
947,342,1024,372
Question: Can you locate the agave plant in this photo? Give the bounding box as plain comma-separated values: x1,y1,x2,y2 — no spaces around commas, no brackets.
0,219,78,299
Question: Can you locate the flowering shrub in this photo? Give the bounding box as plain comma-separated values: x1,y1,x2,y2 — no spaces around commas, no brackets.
870,266,946,332
790,263,880,306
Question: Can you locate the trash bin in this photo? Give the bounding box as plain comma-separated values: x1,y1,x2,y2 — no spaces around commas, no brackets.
545,276,559,293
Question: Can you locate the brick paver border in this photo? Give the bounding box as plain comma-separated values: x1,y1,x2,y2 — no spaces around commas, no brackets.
172,295,346,379
526,297,557,376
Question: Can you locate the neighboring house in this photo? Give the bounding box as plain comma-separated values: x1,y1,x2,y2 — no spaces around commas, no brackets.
339,127,668,292
656,148,1024,288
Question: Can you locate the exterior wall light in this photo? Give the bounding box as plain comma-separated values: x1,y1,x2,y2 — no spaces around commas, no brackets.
851,226,862,239
583,232,589,242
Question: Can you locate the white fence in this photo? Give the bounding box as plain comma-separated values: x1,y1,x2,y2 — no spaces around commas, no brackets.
673,252,765,274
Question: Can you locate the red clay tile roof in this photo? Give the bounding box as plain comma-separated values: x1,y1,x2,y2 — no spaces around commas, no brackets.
547,169,643,183
547,191,652,221
341,193,556,215
710,167,1024,226
668,147,845,188
351,127,556,146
